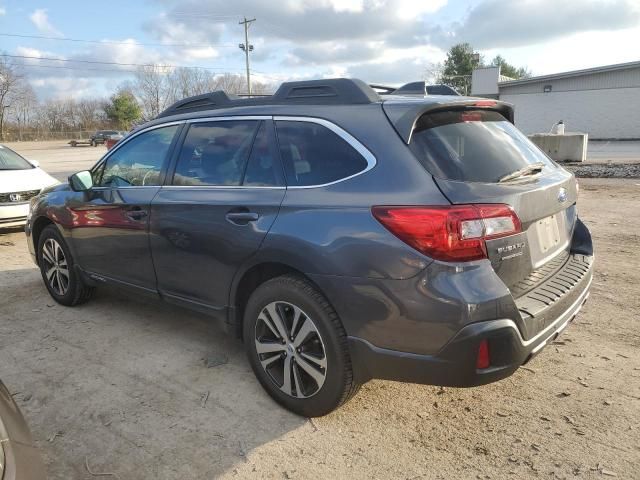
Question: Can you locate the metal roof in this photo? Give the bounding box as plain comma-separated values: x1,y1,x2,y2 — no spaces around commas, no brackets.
498,60,640,87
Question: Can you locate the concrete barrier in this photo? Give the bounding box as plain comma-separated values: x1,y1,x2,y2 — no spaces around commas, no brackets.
528,133,588,162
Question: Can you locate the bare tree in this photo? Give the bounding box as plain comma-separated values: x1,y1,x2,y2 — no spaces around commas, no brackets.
133,65,176,120
76,98,106,131
171,67,213,99
212,73,247,95
7,83,37,141
0,55,24,140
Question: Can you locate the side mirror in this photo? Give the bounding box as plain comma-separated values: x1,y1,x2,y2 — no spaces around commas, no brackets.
69,170,94,192
29,159,40,168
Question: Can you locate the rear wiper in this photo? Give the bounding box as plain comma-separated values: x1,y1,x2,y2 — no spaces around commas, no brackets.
498,162,546,183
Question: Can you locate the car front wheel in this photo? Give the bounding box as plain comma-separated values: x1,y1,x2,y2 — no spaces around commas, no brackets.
243,275,359,417
37,225,94,306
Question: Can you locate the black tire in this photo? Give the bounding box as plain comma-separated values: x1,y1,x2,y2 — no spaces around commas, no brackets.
37,225,94,306
243,275,359,417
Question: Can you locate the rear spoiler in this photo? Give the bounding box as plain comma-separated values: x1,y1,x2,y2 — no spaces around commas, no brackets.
382,98,515,144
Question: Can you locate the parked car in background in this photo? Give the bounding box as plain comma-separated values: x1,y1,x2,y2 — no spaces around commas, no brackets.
89,130,120,146
25,79,593,417
0,145,58,228
105,132,126,150
0,379,47,480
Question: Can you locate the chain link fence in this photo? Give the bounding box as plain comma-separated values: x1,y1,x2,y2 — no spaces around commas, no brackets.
1,130,104,142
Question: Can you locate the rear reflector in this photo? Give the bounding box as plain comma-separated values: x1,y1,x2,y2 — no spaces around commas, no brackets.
371,204,521,262
476,339,490,369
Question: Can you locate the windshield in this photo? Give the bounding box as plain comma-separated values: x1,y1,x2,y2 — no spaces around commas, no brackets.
0,145,34,170
409,110,555,183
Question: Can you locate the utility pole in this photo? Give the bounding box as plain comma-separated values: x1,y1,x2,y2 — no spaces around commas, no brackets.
239,17,256,96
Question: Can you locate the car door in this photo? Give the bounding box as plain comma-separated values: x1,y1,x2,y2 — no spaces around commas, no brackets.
149,117,286,311
70,123,182,291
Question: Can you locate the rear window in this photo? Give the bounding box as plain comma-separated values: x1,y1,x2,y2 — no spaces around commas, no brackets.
409,110,554,183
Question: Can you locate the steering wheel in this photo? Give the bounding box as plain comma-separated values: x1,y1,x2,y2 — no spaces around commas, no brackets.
142,169,155,186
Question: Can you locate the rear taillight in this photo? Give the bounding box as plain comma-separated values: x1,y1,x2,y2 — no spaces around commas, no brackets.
371,204,521,262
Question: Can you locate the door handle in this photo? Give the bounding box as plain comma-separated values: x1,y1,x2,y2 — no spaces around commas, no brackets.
225,211,260,224
125,208,148,220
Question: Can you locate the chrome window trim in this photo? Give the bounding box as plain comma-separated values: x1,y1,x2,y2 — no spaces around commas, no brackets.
161,185,285,190
273,116,377,189
186,115,272,123
92,115,377,190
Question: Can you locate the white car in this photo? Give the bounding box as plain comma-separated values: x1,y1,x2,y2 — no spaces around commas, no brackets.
0,144,59,228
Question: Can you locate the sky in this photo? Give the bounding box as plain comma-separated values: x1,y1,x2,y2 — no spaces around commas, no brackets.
1,0,639,100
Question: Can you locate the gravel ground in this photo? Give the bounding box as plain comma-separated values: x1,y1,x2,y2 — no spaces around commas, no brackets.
564,163,640,179
1,169,639,479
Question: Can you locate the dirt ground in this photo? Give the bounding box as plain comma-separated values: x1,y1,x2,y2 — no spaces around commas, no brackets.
0,143,639,479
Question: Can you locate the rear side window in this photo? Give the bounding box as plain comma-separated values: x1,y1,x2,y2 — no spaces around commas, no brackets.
275,121,368,187
409,110,555,183
173,121,259,186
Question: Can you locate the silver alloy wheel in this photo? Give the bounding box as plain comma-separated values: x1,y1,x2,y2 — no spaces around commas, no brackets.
41,238,69,296
255,301,327,398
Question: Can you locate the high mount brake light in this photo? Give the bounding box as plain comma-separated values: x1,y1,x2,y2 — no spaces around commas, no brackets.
474,100,497,107
371,204,521,262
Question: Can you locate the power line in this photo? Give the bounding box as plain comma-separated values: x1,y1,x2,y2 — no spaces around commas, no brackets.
169,13,243,18
11,62,248,76
0,32,237,48
0,53,243,72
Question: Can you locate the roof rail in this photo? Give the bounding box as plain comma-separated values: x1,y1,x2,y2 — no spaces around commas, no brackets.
157,91,236,118
369,84,397,95
156,78,380,118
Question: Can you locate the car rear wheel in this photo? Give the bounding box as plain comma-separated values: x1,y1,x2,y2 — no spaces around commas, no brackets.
243,275,359,417
38,225,94,306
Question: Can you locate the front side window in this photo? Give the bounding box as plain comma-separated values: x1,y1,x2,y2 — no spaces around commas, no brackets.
173,120,261,186
98,125,179,187
275,121,368,187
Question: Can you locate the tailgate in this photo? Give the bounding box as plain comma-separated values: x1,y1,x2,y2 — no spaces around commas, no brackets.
403,105,579,295
434,171,578,296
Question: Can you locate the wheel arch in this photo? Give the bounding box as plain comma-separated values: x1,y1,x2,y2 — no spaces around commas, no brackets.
31,216,56,258
229,261,332,340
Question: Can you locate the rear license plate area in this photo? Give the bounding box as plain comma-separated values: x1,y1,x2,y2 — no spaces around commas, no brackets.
536,215,561,253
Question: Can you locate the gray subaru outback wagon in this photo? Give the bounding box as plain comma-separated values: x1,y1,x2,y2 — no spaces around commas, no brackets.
26,79,593,416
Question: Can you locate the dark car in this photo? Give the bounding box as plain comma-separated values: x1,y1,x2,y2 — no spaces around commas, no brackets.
89,130,120,146
0,380,47,479
25,79,593,417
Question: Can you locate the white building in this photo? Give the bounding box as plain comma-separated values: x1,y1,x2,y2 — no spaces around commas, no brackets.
471,61,640,140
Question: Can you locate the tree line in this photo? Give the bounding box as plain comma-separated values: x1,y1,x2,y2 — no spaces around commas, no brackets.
0,55,271,141
436,43,531,95
0,42,531,141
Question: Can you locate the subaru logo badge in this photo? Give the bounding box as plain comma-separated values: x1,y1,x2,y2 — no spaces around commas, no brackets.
9,193,22,202
557,187,567,203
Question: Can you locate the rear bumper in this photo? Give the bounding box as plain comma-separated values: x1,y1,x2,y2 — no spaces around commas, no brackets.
349,259,592,386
